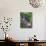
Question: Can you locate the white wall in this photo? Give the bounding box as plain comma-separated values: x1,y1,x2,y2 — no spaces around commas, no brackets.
0,0,46,40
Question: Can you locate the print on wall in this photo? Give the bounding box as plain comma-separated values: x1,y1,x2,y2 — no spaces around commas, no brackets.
20,12,32,28
29,0,43,8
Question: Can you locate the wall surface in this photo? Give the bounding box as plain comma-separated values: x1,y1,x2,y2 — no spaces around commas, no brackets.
0,0,46,40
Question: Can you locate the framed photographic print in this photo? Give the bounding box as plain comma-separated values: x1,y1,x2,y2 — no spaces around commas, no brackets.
20,12,32,28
